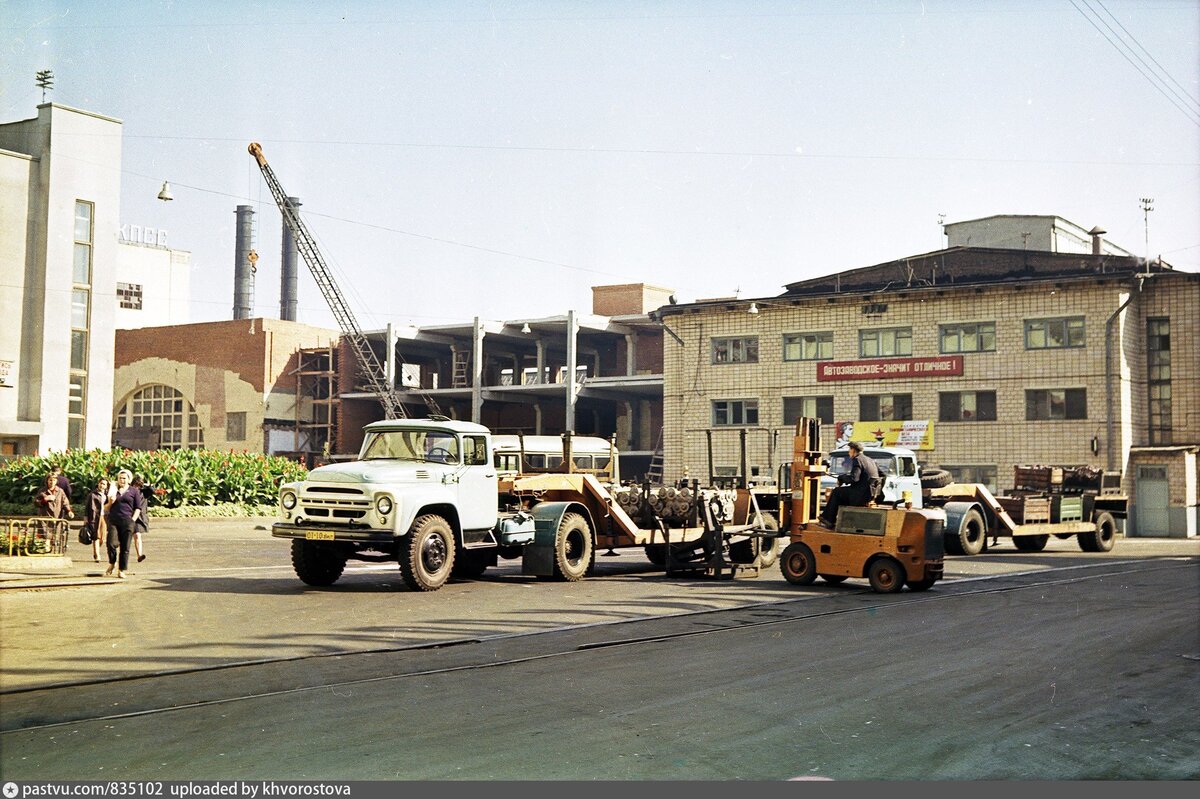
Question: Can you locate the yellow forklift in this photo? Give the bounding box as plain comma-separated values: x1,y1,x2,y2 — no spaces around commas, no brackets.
777,418,946,593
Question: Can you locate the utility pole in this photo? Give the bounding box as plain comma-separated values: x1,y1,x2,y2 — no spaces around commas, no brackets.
35,70,53,102
1139,197,1154,265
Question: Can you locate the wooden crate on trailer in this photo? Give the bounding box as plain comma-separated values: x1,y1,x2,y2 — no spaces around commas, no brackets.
997,495,1052,524
1013,466,1062,493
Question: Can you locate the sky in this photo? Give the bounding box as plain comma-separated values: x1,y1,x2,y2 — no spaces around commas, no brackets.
3,0,1198,332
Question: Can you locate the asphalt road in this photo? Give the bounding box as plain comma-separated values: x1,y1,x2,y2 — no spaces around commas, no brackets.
1,520,1197,781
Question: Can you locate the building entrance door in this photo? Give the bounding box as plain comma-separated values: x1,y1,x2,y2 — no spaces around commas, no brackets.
1135,465,1169,536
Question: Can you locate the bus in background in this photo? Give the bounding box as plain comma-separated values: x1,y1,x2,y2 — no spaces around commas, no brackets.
493,434,619,484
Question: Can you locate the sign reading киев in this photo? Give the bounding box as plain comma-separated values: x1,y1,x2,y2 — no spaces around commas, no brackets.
816,355,963,382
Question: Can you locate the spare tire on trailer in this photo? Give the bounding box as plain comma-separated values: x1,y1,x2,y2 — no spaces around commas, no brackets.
920,468,953,489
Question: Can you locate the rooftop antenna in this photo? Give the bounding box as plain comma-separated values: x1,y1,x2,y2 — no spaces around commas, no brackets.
1139,197,1154,266
35,70,54,102
937,213,946,248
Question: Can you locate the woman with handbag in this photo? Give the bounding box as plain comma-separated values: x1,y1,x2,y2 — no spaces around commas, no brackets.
82,477,110,564
105,469,141,579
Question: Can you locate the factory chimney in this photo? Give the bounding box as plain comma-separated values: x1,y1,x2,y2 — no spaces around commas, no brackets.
233,205,256,320
280,196,300,321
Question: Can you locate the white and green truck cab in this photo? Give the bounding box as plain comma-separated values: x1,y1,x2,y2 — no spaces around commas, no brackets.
272,417,538,591
820,445,926,508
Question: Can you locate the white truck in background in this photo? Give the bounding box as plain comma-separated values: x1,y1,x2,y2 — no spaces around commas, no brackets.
820,444,933,508
272,417,778,592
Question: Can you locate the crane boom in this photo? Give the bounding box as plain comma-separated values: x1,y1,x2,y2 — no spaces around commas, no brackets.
248,142,407,420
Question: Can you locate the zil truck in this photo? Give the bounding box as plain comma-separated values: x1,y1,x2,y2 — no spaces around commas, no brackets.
271,416,778,591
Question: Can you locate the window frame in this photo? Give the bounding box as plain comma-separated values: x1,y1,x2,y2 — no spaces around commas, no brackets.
783,395,834,425
939,321,996,354
938,390,997,422
1024,316,1085,350
859,393,913,421
712,398,759,426
859,326,913,358
1025,388,1088,421
782,331,833,362
711,336,759,365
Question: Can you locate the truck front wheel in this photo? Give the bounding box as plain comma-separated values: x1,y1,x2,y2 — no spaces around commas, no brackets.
946,508,986,556
401,514,456,591
1079,511,1117,553
291,540,347,586
780,542,816,586
553,512,593,581
868,558,906,593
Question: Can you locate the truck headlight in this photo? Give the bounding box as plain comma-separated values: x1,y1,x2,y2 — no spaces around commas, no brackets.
281,491,298,510
375,495,393,515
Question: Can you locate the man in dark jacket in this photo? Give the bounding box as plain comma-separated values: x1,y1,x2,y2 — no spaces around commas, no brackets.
819,441,880,528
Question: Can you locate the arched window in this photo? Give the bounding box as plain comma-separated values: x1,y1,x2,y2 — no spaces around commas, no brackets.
113,385,204,450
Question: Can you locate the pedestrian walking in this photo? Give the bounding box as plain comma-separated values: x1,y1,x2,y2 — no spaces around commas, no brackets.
33,472,74,548
105,469,141,579
131,474,151,563
83,477,111,564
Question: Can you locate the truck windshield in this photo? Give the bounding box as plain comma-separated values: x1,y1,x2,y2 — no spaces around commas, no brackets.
361,430,459,464
829,452,896,476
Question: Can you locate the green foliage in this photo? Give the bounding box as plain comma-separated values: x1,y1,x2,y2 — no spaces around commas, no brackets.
0,449,307,511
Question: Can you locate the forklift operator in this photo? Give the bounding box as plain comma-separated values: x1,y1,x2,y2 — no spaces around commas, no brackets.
819,441,881,528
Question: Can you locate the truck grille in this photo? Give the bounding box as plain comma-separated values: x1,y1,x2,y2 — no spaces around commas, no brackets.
299,486,370,522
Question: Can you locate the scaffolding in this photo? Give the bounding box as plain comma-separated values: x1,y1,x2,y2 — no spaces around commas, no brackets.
295,345,338,463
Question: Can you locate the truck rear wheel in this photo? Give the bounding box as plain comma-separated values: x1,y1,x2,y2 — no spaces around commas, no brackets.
945,508,986,556
1079,511,1117,552
553,512,593,581
1014,534,1049,552
291,540,347,586
868,558,906,593
780,542,816,586
400,514,455,591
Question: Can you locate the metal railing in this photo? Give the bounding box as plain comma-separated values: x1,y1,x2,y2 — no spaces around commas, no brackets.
2,516,70,557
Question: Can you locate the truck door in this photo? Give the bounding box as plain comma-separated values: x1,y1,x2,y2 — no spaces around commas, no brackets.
459,434,499,531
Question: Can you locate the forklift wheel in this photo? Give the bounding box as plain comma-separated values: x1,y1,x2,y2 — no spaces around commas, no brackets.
867,558,906,593
780,542,817,586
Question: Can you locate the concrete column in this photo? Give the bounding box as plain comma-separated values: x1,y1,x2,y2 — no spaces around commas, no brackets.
471,317,484,423
565,310,578,433
625,332,637,376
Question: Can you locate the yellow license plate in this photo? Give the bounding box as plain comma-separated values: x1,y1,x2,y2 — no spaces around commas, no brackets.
305,531,336,541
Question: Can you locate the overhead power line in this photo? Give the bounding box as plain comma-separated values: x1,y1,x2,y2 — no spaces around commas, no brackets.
1070,0,1200,127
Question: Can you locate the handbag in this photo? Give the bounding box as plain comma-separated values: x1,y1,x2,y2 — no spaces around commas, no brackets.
78,524,94,545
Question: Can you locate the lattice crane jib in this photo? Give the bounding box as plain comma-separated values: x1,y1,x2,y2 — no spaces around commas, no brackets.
248,142,406,419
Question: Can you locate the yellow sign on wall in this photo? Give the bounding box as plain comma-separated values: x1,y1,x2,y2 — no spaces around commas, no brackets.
834,420,935,450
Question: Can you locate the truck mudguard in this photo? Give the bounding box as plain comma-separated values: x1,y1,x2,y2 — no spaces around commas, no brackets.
529,501,593,546
942,501,985,534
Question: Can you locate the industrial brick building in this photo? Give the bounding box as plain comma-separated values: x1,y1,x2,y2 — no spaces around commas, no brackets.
654,217,1199,537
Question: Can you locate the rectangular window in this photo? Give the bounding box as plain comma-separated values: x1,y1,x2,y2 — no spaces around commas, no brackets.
939,322,995,354
712,337,758,364
1025,388,1087,420
783,396,834,425
1025,317,1085,349
1147,317,1171,445
782,332,832,361
712,399,758,426
69,201,93,449
944,465,998,492
226,412,247,442
117,282,143,310
859,327,912,357
70,330,88,371
859,394,912,421
938,391,997,422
